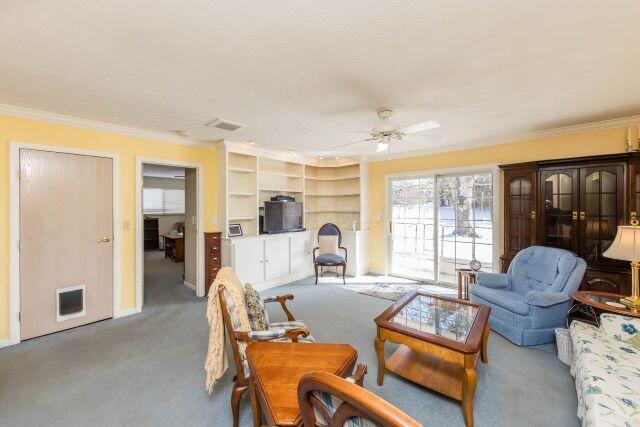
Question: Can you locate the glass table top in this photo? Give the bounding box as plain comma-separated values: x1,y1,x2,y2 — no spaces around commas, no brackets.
390,294,479,343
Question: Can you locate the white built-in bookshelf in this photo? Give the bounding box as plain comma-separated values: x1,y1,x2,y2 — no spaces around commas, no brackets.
219,142,367,238
304,163,361,231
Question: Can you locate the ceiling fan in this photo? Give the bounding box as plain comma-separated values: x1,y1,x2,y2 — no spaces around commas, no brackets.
332,108,440,153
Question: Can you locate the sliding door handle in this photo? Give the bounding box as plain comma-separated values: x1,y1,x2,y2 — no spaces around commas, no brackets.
97,236,112,243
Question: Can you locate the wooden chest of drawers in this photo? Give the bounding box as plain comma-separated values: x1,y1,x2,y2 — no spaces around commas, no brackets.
204,232,222,296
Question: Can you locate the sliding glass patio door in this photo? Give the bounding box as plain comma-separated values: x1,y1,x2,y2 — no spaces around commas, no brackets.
389,172,494,285
390,177,436,280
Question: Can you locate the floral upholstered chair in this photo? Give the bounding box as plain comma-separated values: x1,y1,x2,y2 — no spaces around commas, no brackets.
298,367,422,427
217,272,314,427
570,314,640,426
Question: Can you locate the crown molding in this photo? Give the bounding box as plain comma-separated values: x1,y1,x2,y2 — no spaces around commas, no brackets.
365,114,640,162
0,103,215,149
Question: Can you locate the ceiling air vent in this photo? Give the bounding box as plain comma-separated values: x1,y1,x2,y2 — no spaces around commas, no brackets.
206,118,245,132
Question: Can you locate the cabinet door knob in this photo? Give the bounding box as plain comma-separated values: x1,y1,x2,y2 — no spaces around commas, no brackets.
530,210,536,219
580,211,586,220
572,211,578,220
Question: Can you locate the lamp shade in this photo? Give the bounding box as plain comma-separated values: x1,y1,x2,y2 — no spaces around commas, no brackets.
602,225,640,261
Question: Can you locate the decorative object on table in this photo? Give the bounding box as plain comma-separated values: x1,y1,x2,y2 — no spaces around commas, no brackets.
603,219,640,308
205,267,313,427
469,259,481,271
227,223,243,237
456,268,477,300
570,314,640,425
374,291,490,427
469,246,586,346
313,223,347,284
297,369,421,427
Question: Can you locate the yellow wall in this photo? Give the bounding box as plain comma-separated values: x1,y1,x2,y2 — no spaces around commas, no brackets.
368,126,633,272
0,114,219,341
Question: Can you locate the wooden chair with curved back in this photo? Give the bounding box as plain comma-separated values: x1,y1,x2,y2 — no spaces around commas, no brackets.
298,369,423,427
313,223,348,285
217,285,311,427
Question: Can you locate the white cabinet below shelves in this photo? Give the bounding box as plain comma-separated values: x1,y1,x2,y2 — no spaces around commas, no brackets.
231,239,263,285
264,237,290,281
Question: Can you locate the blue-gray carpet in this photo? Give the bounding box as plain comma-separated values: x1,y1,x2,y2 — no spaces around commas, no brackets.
0,253,579,426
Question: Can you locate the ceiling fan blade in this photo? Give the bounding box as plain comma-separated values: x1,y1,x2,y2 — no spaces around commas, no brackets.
330,138,374,149
402,120,440,135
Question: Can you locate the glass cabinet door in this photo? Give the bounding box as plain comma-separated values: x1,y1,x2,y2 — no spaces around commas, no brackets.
580,165,624,265
505,171,536,257
540,169,579,252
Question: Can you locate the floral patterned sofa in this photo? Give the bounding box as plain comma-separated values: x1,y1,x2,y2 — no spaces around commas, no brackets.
570,314,640,426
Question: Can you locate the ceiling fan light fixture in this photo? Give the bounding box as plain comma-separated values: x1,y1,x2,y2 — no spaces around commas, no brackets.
376,142,389,152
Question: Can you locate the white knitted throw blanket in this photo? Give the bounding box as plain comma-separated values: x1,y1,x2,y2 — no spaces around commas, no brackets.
204,267,251,393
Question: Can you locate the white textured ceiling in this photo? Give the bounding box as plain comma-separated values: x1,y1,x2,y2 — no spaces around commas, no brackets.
1,1,640,156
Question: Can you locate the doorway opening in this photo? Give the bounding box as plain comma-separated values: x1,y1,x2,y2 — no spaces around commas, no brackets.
141,163,199,307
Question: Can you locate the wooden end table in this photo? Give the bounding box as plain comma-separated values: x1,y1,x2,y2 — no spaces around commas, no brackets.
571,291,640,325
246,342,358,427
456,268,478,300
374,291,490,427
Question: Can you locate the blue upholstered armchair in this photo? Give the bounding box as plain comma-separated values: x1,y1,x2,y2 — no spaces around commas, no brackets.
469,246,586,346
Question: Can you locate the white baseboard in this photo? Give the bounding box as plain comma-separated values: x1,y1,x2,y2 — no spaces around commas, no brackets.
253,270,314,293
368,269,386,276
183,280,196,291
114,307,141,319
0,339,12,349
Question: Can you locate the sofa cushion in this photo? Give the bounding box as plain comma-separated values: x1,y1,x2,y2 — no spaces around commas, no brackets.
315,253,345,264
570,320,640,426
470,286,530,315
600,313,640,341
509,246,577,294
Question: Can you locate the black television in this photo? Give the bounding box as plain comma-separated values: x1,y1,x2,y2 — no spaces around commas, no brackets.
263,201,304,234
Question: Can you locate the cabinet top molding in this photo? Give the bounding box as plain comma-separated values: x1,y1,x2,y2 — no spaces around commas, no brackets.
499,152,638,170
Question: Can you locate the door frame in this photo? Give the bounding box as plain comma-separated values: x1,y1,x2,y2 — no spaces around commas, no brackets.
135,157,205,308
9,141,121,345
384,164,501,283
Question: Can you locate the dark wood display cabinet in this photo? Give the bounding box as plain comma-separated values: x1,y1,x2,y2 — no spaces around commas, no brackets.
204,232,222,296
501,153,637,295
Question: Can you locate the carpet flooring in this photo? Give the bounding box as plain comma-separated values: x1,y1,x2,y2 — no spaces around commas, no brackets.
0,253,580,426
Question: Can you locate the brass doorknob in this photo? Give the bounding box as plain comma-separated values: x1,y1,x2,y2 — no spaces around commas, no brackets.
97,236,112,243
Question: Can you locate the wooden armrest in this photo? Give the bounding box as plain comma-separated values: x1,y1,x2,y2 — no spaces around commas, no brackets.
312,247,319,261
282,327,311,343
263,294,296,321
234,331,254,341
339,246,348,263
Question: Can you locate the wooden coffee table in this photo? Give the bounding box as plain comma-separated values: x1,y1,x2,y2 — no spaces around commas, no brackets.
246,342,358,427
374,291,490,427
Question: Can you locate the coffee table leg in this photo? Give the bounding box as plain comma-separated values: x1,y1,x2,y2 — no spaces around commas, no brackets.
481,323,490,363
461,366,477,427
374,334,385,386
249,376,262,427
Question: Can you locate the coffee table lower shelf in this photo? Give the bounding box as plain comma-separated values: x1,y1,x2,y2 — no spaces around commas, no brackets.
386,344,482,401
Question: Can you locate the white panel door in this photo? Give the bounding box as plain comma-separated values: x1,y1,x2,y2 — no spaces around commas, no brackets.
290,232,311,276
20,149,113,340
233,239,264,285
264,237,290,281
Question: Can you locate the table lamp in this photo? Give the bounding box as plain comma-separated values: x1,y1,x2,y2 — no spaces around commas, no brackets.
603,219,640,308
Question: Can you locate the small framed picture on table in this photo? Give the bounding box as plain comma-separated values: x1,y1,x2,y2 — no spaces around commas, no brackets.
228,223,243,237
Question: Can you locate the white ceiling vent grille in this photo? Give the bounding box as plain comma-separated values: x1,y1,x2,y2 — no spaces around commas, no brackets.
206,118,245,132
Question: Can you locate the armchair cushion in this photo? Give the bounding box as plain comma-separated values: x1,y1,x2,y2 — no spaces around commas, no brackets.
270,320,316,343
315,253,345,264
248,329,286,340
476,272,510,288
470,286,530,316
244,283,270,331
524,290,570,307
319,235,339,255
